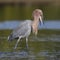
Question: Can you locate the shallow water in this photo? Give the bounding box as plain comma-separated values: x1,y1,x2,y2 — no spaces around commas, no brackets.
0,20,60,60
0,51,60,60
0,34,60,60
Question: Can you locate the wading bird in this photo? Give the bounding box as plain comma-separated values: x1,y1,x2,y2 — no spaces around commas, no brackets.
8,9,43,49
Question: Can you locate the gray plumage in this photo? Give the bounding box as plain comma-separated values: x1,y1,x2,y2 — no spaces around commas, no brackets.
8,20,32,40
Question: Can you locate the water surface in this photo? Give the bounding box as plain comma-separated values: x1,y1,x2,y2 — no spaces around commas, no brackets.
0,20,60,60
0,20,60,29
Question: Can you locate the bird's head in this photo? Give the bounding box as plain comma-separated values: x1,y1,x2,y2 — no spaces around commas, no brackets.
32,9,43,25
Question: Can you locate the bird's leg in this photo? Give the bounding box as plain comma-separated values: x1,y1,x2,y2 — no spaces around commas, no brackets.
14,37,21,49
26,37,28,48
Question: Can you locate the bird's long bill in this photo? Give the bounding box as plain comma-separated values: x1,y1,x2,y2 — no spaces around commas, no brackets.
39,16,43,25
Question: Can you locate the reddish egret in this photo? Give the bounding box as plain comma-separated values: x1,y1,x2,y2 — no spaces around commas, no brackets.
8,9,43,49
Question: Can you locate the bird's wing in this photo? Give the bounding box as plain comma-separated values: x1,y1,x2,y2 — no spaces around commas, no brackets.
11,20,32,39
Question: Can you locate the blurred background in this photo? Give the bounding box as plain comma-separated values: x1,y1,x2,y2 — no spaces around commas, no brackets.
0,0,60,21
0,0,60,60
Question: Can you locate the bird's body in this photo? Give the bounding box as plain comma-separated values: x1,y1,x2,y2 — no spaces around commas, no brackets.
8,9,43,49
8,20,32,40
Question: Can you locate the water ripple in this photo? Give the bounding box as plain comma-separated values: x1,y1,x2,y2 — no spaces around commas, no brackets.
0,51,60,60
0,51,28,58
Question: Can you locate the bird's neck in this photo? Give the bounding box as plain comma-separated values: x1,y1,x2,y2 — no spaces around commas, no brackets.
32,18,39,35
33,18,39,26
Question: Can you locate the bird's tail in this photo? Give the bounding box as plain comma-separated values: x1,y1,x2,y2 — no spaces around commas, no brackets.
8,34,13,41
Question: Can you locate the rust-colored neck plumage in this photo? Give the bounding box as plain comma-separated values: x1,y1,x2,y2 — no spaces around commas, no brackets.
32,17,39,35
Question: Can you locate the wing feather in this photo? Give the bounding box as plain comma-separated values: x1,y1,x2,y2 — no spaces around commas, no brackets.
11,20,32,39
